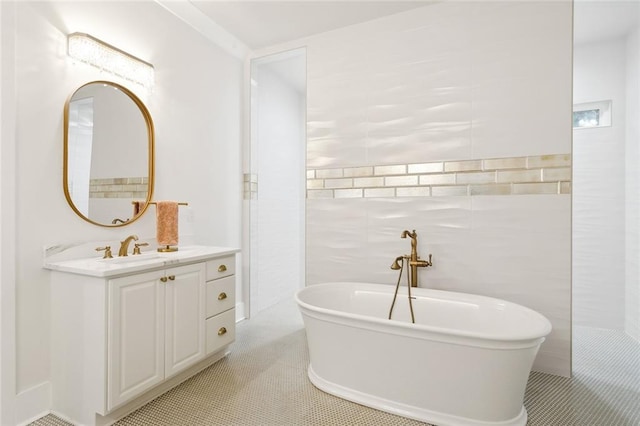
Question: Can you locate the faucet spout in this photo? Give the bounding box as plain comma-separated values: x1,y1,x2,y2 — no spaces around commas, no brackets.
118,234,139,257
401,230,418,255
401,229,416,239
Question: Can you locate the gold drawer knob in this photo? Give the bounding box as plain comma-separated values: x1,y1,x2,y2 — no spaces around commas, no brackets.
218,264,227,273
160,277,168,283
218,292,227,301
218,327,227,336
168,275,175,281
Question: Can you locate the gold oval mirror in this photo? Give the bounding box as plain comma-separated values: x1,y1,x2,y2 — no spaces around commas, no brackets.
63,81,154,227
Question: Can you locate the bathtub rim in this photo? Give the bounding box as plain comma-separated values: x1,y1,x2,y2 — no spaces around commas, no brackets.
295,282,552,348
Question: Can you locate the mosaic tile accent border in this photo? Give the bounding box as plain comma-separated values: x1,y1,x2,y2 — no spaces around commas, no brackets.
244,174,258,200
307,154,571,199
89,177,148,199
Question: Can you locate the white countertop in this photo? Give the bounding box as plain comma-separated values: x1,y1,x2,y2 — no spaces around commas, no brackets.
43,245,240,278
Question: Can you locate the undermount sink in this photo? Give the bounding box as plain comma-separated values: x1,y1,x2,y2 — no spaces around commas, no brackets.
99,252,162,264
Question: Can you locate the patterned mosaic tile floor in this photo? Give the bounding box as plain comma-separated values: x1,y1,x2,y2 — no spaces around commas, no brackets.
32,298,639,426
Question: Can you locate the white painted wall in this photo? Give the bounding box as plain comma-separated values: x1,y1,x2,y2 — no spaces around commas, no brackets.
573,38,627,331
626,27,640,342
4,1,243,423
287,1,572,376
250,51,306,315
0,2,19,424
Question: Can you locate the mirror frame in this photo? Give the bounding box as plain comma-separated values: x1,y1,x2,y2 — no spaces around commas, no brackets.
63,80,155,227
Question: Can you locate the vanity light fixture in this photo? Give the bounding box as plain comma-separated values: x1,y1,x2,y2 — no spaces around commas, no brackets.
67,32,154,89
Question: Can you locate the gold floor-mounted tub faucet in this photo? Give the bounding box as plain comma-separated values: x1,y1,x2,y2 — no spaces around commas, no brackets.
390,229,432,287
388,229,433,323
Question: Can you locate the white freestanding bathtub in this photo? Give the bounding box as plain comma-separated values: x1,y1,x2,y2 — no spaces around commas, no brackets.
295,282,552,426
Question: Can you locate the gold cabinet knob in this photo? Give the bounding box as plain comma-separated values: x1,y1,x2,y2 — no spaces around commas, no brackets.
168,275,175,281
217,264,227,273
218,327,227,336
160,276,168,283
218,292,227,301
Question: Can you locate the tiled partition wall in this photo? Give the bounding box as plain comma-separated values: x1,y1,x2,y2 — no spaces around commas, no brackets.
303,2,573,376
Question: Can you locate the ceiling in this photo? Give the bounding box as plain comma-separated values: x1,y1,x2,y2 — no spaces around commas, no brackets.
183,1,639,53
177,1,640,94
574,0,639,46
189,1,433,50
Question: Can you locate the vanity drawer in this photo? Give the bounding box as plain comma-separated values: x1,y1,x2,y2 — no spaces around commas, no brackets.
206,256,235,281
206,276,235,318
206,309,235,355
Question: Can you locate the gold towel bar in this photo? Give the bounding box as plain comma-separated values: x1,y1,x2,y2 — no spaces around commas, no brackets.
150,202,188,206
132,201,189,206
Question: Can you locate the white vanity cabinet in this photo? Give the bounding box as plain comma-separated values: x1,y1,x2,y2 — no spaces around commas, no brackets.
108,263,205,410
47,247,238,426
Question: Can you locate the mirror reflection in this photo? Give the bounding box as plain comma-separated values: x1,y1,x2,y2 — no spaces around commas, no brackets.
64,81,154,227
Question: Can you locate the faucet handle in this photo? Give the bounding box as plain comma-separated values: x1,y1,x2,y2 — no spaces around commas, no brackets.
133,242,149,255
96,246,113,259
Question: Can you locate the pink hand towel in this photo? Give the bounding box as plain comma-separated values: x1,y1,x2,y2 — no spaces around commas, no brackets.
156,201,179,246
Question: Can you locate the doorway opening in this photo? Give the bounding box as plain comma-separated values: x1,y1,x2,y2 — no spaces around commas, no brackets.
571,1,640,419
246,48,307,318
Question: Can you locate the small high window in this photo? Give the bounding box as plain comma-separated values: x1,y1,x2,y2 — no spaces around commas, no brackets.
573,100,612,129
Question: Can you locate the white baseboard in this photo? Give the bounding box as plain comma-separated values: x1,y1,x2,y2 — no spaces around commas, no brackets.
15,381,50,426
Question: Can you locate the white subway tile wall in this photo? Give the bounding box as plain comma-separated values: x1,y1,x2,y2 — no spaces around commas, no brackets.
307,154,571,199
89,177,148,199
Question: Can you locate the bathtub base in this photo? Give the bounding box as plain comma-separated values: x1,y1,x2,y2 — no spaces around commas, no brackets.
308,364,528,426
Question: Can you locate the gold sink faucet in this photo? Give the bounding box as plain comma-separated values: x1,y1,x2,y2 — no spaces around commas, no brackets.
393,229,432,287
118,234,139,257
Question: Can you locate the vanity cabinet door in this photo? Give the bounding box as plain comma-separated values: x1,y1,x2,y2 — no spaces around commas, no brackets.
108,270,165,411
164,263,206,378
